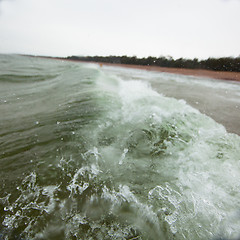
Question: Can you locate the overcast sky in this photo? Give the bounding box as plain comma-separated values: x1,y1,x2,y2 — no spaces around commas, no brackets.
0,0,240,59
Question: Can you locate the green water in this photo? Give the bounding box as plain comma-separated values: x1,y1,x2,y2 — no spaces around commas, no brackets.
0,55,240,239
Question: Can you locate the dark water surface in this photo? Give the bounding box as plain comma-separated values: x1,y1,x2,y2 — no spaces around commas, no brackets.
0,55,240,239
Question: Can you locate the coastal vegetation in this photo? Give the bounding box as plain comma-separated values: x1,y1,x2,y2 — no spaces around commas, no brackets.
66,55,240,72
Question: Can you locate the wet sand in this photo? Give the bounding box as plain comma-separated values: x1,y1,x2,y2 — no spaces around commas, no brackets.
97,62,240,82
149,78,240,136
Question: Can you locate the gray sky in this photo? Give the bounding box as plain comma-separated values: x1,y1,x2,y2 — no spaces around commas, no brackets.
0,0,240,59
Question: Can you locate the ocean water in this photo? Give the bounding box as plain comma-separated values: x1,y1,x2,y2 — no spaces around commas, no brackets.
0,54,240,240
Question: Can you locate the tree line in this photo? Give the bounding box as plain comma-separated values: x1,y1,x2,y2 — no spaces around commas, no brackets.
66,55,240,72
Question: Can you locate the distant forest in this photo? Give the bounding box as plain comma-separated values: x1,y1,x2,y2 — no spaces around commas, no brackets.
66,55,240,72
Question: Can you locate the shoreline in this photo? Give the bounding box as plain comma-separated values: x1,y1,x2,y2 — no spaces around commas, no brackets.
96,62,240,82
36,56,240,82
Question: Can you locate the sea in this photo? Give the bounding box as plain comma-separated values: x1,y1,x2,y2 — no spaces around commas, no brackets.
0,54,240,240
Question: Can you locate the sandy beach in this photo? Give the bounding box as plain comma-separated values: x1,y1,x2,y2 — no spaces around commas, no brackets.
97,62,240,82
39,56,240,82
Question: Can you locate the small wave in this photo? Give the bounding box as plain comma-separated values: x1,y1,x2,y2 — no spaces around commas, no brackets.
0,74,58,83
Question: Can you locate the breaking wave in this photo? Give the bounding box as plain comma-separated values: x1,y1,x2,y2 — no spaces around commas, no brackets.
0,55,240,239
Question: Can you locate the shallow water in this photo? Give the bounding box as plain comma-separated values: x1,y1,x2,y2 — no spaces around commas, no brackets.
0,55,240,239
